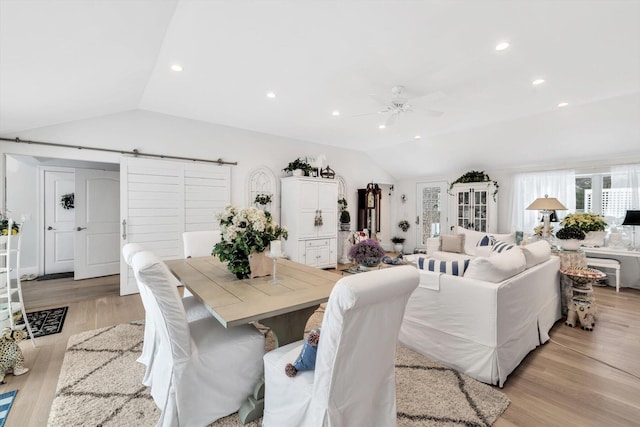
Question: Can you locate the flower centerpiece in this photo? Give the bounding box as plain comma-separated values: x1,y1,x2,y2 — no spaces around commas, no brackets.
349,238,386,270
555,226,586,251
213,205,288,279
560,212,607,247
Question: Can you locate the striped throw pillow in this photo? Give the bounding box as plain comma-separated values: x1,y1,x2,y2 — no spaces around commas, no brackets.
492,240,515,253
418,258,470,276
476,234,495,247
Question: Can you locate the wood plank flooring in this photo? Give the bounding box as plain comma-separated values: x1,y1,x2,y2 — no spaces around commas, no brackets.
2,275,639,427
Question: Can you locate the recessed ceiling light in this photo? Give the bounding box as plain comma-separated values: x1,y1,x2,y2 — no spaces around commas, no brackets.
532,79,545,86
379,124,386,129
414,135,421,140
557,102,569,107
495,42,510,51
170,64,183,72
332,111,340,116
266,91,276,99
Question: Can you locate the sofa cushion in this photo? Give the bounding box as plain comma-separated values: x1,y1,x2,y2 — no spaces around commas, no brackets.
441,234,464,253
464,247,526,283
455,227,515,256
491,241,515,254
419,258,470,276
521,240,551,269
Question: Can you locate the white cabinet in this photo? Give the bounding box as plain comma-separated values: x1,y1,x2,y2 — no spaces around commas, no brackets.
450,182,498,233
281,177,338,269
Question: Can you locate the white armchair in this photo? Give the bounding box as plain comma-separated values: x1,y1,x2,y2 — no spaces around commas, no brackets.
131,250,265,426
262,266,419,427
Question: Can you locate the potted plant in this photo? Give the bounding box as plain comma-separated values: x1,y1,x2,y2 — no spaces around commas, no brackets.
391,236,405,254
555,227,586,251
0,211,20,237
560,213,607,247
338,198,350,230
213,205,288,279
283,158,313,176
349,239,386,271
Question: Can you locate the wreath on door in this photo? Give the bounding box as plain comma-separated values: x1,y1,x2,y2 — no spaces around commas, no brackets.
60,193,75,210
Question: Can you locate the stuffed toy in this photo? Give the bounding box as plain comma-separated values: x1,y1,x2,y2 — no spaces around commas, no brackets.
0,327,29,384
285,328,320,377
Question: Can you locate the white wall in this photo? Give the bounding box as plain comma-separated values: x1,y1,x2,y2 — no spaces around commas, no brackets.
1,110,395,273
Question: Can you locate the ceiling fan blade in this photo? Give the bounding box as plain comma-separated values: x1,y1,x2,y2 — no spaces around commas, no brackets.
413,107,444,117
385,113,397,127
411,90,447,104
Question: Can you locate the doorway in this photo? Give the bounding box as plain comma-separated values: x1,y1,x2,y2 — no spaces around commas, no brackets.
43,168,75,275
416,181,448,248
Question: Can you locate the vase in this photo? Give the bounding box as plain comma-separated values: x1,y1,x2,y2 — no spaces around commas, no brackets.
582,231,605,247
358,258,381,271
394,243,404,254
249,251,272,278
559,239,581,251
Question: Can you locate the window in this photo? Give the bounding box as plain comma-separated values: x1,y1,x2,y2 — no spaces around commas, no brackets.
576,172,632,223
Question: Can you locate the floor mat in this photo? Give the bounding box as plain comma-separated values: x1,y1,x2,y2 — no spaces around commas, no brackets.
0,390,17,427
16,306,68,338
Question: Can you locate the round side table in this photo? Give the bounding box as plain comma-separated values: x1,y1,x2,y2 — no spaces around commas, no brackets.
560,267,606,331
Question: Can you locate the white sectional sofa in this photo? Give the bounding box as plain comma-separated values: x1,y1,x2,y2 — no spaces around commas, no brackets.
399,231,561,387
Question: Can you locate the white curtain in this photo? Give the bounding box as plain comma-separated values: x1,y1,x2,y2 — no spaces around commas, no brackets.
611,164,640,211
510,170,576,235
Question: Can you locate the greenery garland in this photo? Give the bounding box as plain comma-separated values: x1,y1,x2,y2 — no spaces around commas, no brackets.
448,170,499,201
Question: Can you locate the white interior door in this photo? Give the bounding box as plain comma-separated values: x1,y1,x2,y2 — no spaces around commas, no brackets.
120,157,230,296
74,169,120,280
44,169,75,274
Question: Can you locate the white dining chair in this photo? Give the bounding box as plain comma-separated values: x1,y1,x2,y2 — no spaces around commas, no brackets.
181,230,221,298
131,250,264,427
262,266,419,427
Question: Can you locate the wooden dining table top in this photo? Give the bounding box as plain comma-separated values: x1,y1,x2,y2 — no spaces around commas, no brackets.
165,256,339,328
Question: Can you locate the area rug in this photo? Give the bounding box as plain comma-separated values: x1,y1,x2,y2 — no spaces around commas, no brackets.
0,390,18,427
16,306,68,338
48,322,509,427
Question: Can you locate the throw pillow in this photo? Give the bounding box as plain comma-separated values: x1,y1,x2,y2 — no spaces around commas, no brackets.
285,328,320,377
491,240,515,253
474,245,493,257
476,234,495,247
418,257,470,276
521,240,551,269
441,234,464,254
464,247,526,282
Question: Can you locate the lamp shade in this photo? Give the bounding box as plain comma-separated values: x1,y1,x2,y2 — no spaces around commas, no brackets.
622,210,640,226
526,195,567,211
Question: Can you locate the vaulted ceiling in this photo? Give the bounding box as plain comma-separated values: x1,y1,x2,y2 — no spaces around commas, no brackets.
1,0,639,178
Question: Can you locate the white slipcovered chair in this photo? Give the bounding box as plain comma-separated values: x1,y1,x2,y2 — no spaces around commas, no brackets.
131,250,265,427
181,230,221,298
263,266,419,427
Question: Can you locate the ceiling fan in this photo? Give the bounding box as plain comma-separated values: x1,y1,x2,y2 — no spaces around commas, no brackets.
357,85,444,127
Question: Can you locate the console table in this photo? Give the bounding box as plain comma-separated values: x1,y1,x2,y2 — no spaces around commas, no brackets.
582,247,640,290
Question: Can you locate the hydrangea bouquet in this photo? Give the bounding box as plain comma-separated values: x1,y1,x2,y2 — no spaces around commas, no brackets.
213,205,287,279
349,239,386,267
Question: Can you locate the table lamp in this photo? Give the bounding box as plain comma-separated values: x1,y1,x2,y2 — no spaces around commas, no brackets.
526,195,567,239
622,210,640,249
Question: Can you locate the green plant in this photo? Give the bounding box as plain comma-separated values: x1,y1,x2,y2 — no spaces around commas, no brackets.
391,236,406,244
448,170,499,201
213,205,288,279
254,193,272,206
398,220,410,232
0,210,20,236
560,213,607,233
283,158,313,174
556,227,586,240
338,198,350,223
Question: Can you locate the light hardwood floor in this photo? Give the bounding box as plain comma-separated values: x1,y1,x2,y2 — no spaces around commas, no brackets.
2,275,639,426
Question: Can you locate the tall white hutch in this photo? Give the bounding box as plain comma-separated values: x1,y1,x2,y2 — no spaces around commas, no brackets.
449,182,498,233
280,177,338,269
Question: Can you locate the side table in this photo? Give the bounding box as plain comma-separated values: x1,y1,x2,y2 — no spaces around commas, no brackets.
556,250,587,315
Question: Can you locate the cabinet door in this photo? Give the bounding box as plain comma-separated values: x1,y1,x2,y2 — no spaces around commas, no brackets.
305,246,319,267
317,182,337,238
299,181,319,238
456,189,472,229
474,190,488,232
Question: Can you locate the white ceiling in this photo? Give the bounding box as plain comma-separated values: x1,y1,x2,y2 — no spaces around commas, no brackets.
1,0,639,176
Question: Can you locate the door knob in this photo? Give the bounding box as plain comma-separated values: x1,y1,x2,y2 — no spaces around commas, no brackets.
76,227,87,231
47,226,55,230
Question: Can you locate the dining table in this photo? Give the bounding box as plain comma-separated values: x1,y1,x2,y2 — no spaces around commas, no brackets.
165,255,340,424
